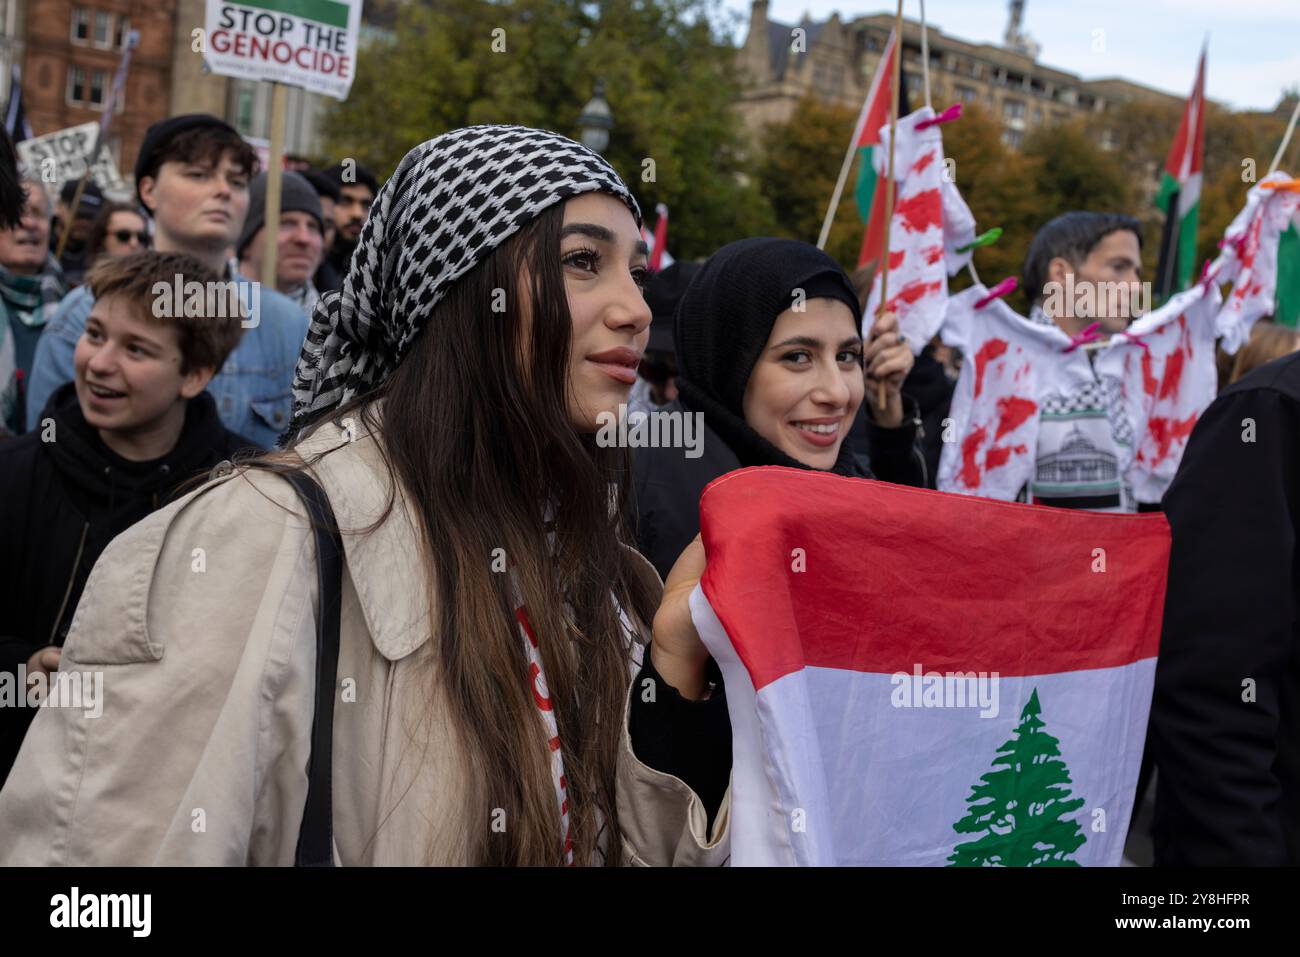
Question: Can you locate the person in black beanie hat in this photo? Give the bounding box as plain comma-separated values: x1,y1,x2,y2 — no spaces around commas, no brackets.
631,237,924,579
236,170,325,315
23,113,312,449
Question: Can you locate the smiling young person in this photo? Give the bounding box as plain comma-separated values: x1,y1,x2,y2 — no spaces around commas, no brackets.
0,126,729,866
0,250,251,787
632,237,924,580
24,115,311,448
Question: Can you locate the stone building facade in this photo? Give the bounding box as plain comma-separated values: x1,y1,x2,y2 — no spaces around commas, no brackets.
735,2,1182,147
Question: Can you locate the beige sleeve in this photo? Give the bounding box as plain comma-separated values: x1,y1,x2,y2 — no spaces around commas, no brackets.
615,688,731,867
0,471,321,866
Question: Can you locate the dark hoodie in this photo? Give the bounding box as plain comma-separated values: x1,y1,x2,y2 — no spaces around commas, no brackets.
0,383,255,783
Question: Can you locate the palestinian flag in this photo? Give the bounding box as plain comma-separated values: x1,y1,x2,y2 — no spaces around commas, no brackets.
691,467,1170,866
1155,46,1207,298
1277,219,1300,327
852,30,898,269
646,203,671,271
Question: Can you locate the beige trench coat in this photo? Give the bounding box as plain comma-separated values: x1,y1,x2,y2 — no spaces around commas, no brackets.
0,412,731,865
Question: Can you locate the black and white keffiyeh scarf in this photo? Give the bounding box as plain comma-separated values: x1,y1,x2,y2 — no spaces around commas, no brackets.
288,125,642,435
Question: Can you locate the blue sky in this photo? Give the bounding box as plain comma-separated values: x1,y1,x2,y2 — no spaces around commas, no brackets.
719,0,1299,111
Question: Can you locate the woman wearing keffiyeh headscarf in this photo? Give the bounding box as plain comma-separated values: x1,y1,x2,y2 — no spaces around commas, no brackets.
0,126,729,867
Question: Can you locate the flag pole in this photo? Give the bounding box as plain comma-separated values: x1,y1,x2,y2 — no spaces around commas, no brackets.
874,0,905,411
55,30,138,262
260,82,289,290
818,29,896,251
54,172,93,262
1268,95,1300,176
818,75,876,250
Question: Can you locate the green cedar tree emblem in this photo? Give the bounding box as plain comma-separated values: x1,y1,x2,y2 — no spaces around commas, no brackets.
948,688,1087,866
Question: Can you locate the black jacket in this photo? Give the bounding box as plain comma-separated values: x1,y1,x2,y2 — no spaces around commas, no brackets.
1151,350,1300,865
0,384,256,783
900,350,955,487
632,397,925,581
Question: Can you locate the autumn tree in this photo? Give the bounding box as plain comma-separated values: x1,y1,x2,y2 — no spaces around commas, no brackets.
320,0,774,259
753,94,861,268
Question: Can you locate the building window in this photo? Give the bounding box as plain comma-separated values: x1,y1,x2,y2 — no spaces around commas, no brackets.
89,69,107,107
66,64,87,104
1033,107,1043,124
93,10,112,48
955,84,978,102
115,16,131,49
71,7,90,43
1002,128,1024,148
1003,99,1026,120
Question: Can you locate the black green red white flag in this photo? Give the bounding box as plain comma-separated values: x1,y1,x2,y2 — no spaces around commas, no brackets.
1155,45,1207,297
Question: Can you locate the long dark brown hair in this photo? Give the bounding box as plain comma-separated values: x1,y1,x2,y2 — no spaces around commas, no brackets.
250,201,659,865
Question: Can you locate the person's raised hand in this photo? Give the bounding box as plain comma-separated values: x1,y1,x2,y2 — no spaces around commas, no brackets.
651,535,711,700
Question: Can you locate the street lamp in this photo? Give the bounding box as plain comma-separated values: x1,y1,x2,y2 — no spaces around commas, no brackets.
578,79,613,154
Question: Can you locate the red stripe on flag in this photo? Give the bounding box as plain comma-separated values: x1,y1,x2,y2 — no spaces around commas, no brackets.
1163,46,1206,182
698,468,1170,690
857,177,891,269
854,32,896,150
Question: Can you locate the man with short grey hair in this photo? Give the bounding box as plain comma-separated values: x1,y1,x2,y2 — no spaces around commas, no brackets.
0,176,67,434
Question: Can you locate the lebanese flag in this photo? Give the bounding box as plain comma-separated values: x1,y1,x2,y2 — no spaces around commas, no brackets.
1154,45,1206,298
852,30,897,269
691,467,1169,866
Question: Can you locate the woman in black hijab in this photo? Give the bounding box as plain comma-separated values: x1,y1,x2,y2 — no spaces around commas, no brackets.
632,237,924,578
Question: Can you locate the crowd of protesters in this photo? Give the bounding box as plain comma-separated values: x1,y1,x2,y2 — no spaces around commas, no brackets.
0,114,1295,866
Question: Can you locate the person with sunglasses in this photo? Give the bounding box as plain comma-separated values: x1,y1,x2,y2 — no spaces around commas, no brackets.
86,202,150,266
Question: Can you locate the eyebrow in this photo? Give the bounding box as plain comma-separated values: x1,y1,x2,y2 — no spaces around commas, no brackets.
771,335,863,351
86,317,163,351
561,222,649,258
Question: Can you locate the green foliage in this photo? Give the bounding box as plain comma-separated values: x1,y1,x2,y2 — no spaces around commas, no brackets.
320,0,773,259
754,95,861,268
948,688,1087,867
327,9,1300,278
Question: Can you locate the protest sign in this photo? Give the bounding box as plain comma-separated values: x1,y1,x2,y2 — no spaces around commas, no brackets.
16,123,127,195
204,0,363,100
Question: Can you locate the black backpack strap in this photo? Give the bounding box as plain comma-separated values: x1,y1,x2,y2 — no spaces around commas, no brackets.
283,470,344,868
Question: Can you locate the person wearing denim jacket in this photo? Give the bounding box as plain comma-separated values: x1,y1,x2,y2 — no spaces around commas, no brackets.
26,114,313,448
